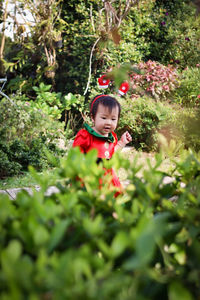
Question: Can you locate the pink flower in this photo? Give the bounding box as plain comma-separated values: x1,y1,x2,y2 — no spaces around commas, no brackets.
196,64,200,67
197,95,200,99
163,85,170,92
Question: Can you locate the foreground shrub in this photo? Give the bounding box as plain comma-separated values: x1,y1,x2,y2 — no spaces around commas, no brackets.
0,148,200,299
117,97,172,151
0,98,65,178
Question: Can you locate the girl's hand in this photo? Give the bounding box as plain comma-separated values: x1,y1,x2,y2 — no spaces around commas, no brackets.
120,131,132,145
116,131,132,150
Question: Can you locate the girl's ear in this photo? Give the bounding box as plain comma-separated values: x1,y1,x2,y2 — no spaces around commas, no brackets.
91,114,95,123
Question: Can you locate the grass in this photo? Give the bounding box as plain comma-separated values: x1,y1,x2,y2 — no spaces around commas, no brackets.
0,168,58,190
0,148,175,190
0,172,38,189
119,147,174,181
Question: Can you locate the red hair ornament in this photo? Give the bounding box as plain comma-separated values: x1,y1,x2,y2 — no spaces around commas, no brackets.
97,75,130,95
118,81,130,95
98,75,110,89
90,94,108,112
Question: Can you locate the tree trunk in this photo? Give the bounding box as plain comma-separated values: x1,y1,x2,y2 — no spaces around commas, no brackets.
0,0,9,76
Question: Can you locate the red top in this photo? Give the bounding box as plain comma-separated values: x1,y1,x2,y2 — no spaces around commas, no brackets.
73,128,118,159
72,125,122,194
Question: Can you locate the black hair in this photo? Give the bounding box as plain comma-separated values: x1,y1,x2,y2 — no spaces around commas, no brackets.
90,95,121,119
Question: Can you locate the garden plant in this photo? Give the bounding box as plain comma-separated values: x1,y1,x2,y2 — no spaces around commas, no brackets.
0,0,200,298
0,148,200,299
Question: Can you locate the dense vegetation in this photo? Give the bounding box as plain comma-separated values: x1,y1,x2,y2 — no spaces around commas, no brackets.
0,97,65,178
0,1,200,298
1,1,199,93
0,0,199,177
0,148,200,299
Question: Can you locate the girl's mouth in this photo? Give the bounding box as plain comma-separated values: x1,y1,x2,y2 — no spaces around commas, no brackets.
104,127,111,131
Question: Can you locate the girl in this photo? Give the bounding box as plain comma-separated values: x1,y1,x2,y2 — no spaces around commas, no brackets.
73,94,132,196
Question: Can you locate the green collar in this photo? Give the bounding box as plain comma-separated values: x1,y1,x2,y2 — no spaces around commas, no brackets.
84,123,114,143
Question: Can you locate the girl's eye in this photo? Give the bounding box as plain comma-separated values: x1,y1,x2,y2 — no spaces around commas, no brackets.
112,119,116,121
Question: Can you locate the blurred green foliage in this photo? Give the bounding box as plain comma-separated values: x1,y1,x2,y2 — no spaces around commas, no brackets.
1,0,200,178
0,147,200,299
173,67,200,107
171,107,200,152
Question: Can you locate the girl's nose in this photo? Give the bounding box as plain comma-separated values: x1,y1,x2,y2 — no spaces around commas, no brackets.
106,119,111,124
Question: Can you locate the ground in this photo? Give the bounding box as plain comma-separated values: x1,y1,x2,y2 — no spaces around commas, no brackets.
119,147,174,182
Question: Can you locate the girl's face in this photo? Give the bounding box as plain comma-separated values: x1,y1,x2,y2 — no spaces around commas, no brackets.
92,103,119,136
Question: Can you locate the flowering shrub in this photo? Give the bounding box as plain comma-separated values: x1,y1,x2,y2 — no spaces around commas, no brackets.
129,60,179,100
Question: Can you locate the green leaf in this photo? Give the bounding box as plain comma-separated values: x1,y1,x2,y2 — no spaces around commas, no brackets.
174,250,186,265
4,240,22,262
168,281,194,300
0,197,15,224
34,226,49,246
48,219,71,253
83,215,105,236
111,231,129,257
97,239,112,258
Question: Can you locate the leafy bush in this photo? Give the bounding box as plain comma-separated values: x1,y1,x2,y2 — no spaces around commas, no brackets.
0,98,66,178
0,138,50,178
121,0,200,70
165,11,200,69
147,0,200,68
172,67,200,107
32,82,65,120
0,148,200,299
0,149,21,177
171,107,200,152
129,60,179,100
117,96,172,151
3,0,199,98
31,83,86,133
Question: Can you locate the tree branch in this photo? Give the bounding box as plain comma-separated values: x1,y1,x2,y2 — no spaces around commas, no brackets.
83,37,101,96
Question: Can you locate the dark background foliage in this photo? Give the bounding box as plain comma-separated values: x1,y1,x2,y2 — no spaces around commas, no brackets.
1,0,199,96
0,0,200,174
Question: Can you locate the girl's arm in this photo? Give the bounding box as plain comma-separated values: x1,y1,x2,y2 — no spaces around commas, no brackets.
115,131,132,151
72,129,91,153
